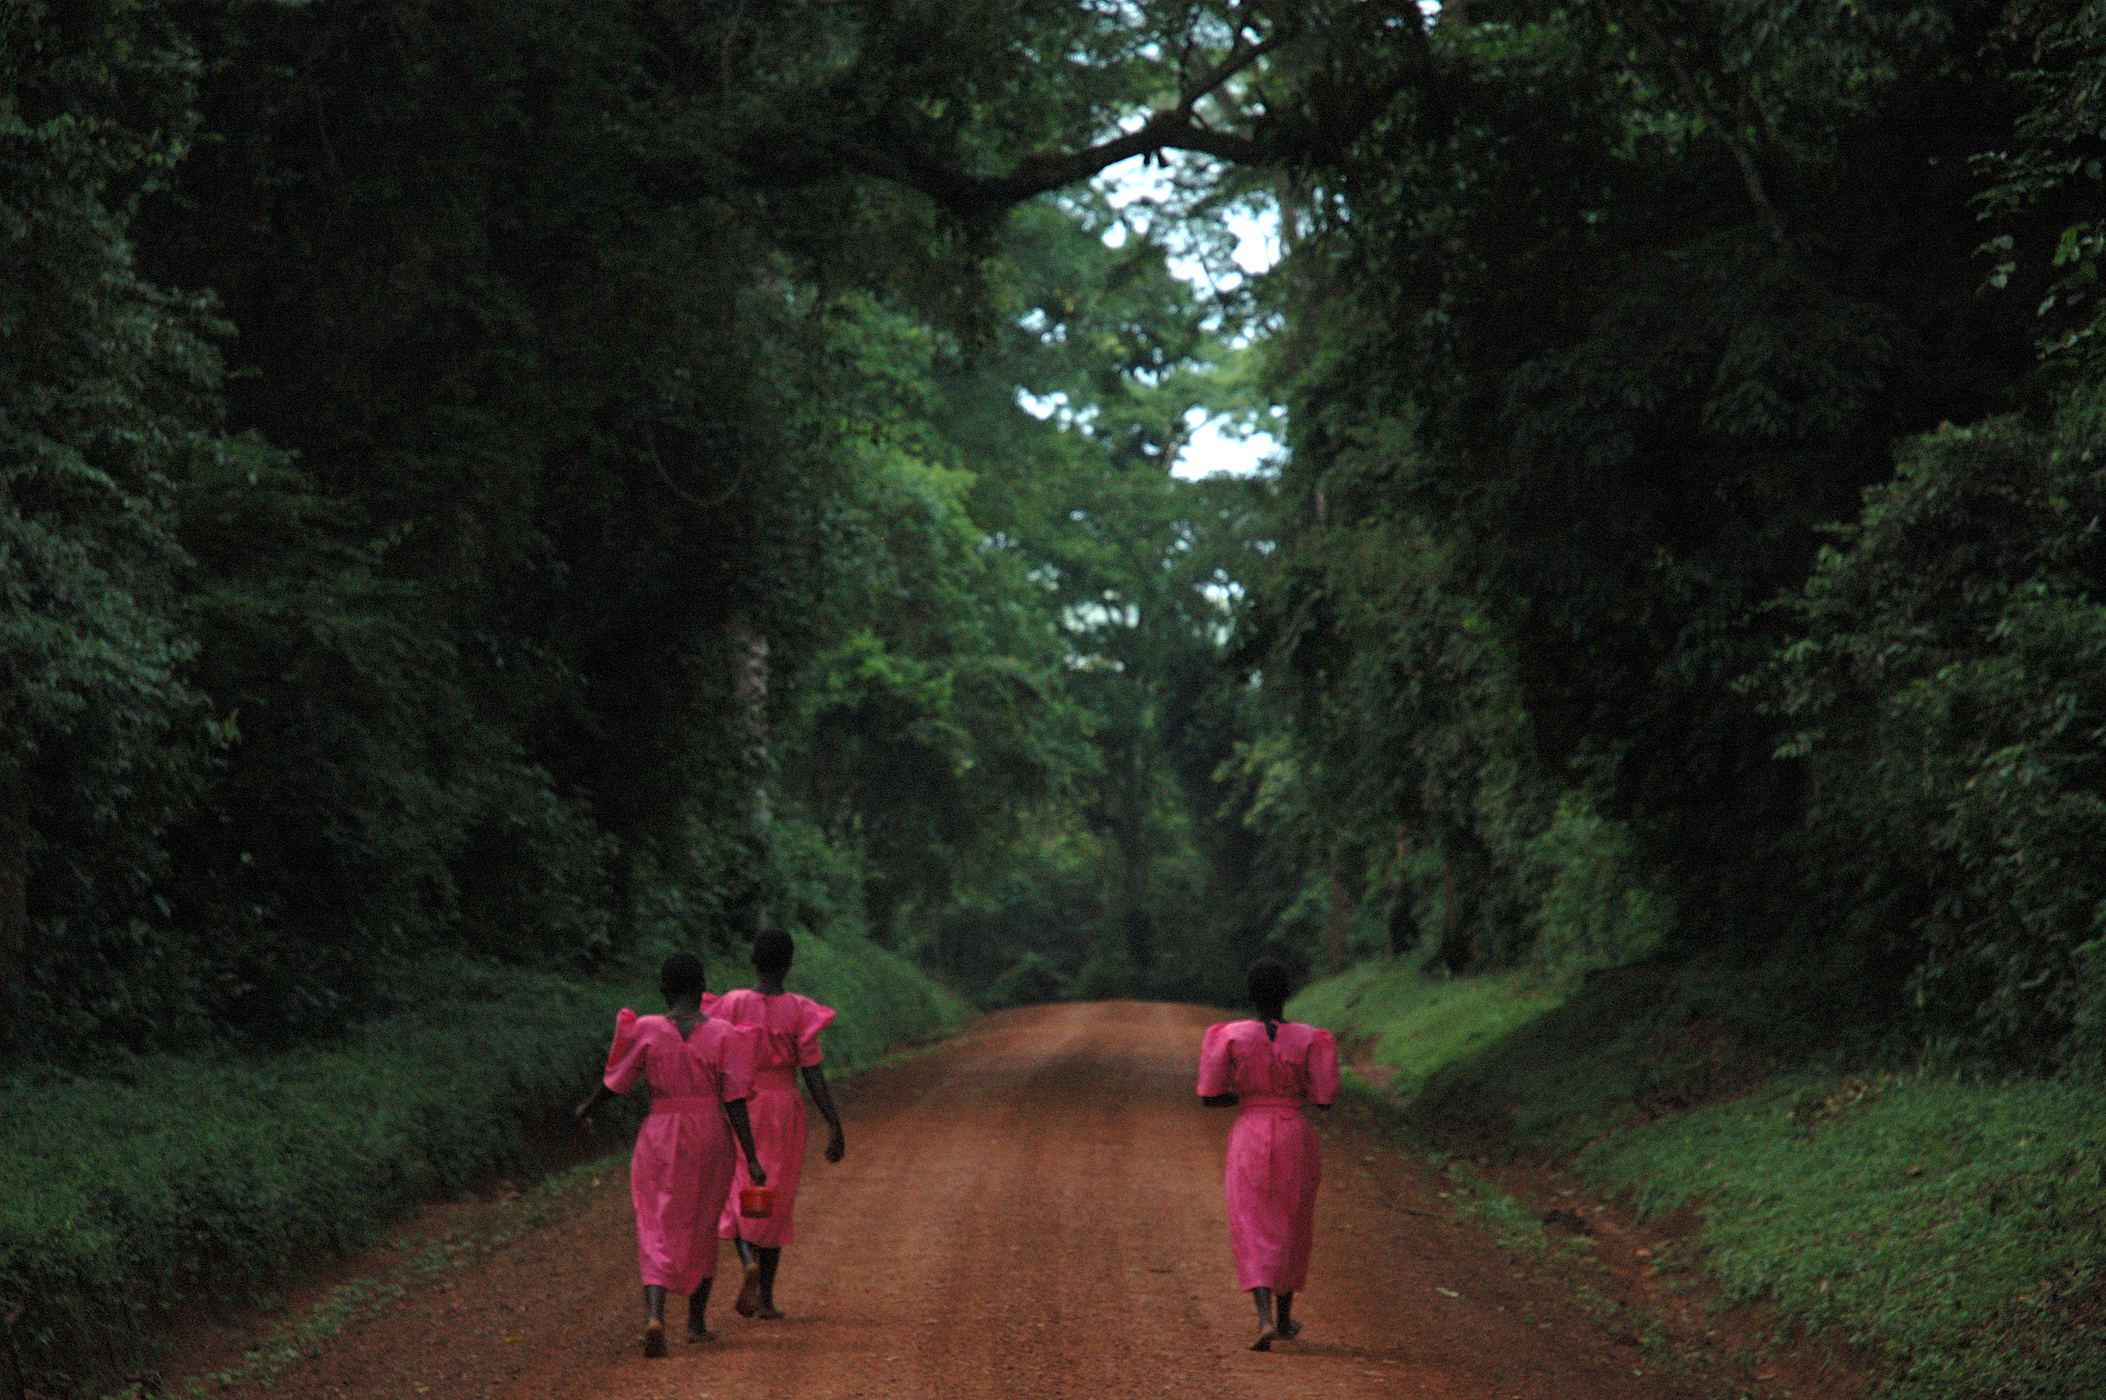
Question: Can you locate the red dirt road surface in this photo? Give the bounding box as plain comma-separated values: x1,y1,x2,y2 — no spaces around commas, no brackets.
236,1003,1712,1400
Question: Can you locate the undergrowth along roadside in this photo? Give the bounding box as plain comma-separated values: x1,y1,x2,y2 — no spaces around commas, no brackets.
0,937,969,1400
1328,1084,1714,1391
107,1157,623,1400
1293,956,2106,1400
1578,1072,2106,1400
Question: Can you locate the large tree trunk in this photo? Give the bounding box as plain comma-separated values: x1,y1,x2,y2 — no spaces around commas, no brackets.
1384,827,1419,958
730,620,771,827
3,1297,29,1400
1119,838,1153,974
1434,826,1487,973
610,843,638,956
1325,852,1351,971
729,619,772,935
0,775,26,1042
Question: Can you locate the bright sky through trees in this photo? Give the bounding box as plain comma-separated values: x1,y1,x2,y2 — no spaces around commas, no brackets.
1096,155,1283,480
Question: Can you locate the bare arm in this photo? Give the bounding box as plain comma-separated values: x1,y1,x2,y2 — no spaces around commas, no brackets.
802,1064,846,1162
723,1098,767,1184
575,1083,617,1125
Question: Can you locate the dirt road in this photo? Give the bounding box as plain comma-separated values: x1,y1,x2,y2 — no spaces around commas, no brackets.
244,1003,1707,1400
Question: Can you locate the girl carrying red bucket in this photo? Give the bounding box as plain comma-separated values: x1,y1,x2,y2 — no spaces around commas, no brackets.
711,930,846,1320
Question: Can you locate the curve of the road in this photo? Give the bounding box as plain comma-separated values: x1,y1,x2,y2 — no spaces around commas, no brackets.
247,1002,1709,1400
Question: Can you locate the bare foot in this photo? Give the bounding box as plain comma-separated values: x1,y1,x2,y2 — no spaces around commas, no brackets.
1277,1318,1302,1341
734,1267,762,1318
642,1321,667,1358
1249,1326,1275,1352
753,1305,785,1320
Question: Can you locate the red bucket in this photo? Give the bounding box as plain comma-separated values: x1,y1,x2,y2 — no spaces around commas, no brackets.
738,1186,774,1219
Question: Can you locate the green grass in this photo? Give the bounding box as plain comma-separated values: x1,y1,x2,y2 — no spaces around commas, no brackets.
0,935,970,1400
1577,1071,2106,1400
774,932,974,1066
1292,954,2106,1399
1288,957,1567,1099
104,1157,624,1400
1405,949,1900,1156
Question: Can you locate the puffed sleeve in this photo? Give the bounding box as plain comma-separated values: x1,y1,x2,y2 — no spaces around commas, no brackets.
717,1022,758,1103
603,1008,647,1095
1306,1027,1341,1106
1196,1022,1234,1097
796,997,838,1067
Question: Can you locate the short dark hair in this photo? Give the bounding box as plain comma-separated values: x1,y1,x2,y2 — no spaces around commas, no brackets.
751,930,795,980
660,950,708,1001
1246,956,1291,1011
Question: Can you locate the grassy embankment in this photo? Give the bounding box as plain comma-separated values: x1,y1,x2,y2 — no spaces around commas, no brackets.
1290,957,2106,1400
0,937,970,1400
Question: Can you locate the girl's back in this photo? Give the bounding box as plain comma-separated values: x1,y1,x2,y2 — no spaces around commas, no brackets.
1200,1020,1338,1104
708,988,834,1073
605,1011,752,1100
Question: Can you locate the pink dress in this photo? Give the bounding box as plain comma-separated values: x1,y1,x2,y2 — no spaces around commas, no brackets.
602,1009,757,1293
711,988,837,1249
1196,1019,1341,1293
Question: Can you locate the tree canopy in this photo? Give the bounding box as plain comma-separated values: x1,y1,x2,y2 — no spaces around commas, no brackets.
10,0,2106,1069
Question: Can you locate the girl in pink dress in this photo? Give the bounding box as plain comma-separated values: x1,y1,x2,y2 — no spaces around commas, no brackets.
1198,956,1340,1351
711,930,846,1320
575,951,767,1356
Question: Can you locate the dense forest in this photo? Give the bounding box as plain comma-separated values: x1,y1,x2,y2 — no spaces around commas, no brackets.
8,0,2106,1075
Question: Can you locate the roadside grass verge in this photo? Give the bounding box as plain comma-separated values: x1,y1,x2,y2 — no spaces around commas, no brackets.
1578,1071,2106,1400
1287,956,1566,1100
1409,951,1898,1156
0,935,969,1400
780,932,973,1066
110,1156,625,1400
1291,955,2106,1400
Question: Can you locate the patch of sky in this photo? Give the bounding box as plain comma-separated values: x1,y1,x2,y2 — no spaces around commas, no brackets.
1060,589,1140,669
1092,153,1286,481
1016,388,1100,436
1017,306,1068,343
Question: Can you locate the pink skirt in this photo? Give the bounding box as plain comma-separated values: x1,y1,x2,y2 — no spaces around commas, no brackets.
1222,1101,1321,1292
631,1096,738,1293
719,1074,809,1249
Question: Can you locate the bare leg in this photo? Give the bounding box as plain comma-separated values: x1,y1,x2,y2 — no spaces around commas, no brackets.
686,1278,715,1340
734,1235,763,1318
642,1285,668,1357
1276,1292,1300,1340
1249,1287,1276,1351
735,1236,758,1270
754,1247,784,1319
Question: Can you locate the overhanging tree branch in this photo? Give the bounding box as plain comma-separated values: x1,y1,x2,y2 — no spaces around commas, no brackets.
1619,2,1788,246
848,109,1274,216
1175,25,1298,120
738,4,1446,219
847,23,1295,216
